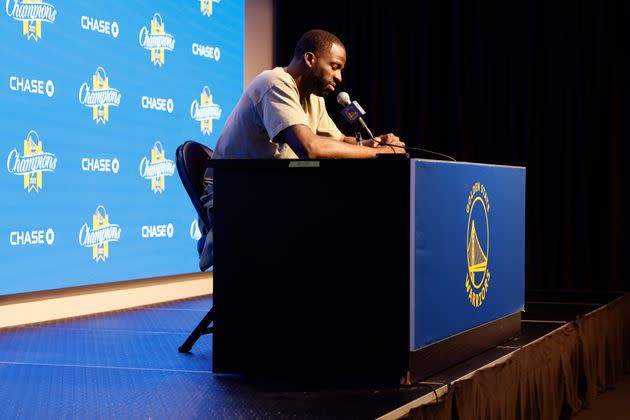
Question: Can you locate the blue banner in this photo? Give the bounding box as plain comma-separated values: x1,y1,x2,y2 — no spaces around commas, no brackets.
412,160,525,349
1,0,244,295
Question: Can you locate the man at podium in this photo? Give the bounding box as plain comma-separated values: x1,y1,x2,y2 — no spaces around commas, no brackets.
197,29,405,269
212,28,405,160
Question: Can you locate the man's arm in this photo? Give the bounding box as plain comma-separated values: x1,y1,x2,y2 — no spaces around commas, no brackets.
341,135,359,144
278,125,405,159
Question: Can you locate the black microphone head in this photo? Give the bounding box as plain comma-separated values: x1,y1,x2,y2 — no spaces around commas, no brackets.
336,91,351,106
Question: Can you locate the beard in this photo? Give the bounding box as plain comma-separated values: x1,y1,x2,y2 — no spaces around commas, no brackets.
310,68,334,97
312,79,333,97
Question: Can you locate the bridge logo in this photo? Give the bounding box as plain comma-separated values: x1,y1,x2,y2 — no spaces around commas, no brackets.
5,0,57,42
465,182,490,307
199,0,220,16
138,13,175,66
190,86,222,135
79,67,122,124
78,205,122,262
190,219,202,240
6,130,57,192
139,141,175,193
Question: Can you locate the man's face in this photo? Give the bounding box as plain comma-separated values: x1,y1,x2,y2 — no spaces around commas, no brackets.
308,43,346,97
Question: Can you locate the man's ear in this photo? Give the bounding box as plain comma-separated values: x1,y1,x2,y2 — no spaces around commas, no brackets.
304,52,316,68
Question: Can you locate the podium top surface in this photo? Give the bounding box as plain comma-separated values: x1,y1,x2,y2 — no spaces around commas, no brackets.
207,158,525,170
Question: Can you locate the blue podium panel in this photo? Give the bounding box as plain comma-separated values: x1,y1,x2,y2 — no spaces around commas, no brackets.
1,1,244,295
411,160,525,350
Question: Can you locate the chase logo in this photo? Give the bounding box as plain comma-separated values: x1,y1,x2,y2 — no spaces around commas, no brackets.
79,67,122,124
190,86,222,135
9,227,54,246
200,0,220,16
141,223,174,239
192,43,220,61
81,16,119,38
139,141,175,193
465,182,491,307
5,0,57,42
81,157,120,174
9,76,54,97
141,95,174,113
139,13,175,66
78,205,122,262
6,130,57,192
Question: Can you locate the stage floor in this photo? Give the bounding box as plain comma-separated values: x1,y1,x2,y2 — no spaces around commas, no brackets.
0,296,603,419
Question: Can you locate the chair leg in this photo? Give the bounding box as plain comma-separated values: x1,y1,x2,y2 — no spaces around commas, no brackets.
178,307,214,353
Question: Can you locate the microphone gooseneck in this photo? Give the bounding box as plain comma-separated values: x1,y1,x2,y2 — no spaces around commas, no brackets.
336,91,456,160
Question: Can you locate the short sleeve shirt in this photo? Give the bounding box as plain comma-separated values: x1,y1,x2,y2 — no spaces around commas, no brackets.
212,67,343,159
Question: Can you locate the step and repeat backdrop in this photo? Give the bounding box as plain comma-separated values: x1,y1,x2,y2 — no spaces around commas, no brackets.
0,0,244,295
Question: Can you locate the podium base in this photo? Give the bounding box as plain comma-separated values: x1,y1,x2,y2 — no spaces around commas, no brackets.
405,311,521,384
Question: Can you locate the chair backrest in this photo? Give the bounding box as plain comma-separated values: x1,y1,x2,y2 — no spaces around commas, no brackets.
175,140,213,229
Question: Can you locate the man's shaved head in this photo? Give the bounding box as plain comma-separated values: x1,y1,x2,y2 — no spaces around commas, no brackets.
293,29,345,58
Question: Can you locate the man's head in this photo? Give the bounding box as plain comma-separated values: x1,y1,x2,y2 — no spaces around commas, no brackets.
292,29,346,97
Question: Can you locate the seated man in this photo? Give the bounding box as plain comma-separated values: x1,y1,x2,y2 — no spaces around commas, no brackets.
197,29,405,270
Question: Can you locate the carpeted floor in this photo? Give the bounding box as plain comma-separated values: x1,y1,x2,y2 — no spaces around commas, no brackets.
0,295,607,418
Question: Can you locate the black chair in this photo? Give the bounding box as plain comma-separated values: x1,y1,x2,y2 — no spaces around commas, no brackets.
176,140,213,231
175,140,215,353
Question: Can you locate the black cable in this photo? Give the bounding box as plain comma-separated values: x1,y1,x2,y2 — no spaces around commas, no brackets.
417,382,442,403
370,138,457,161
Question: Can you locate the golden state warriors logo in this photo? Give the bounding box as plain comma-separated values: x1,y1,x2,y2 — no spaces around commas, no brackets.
139,13,175,66
79,67,122,124
200,0,220,16
5,0,57,42
6,130,57,192
465,182,491,307
190,86,222,135
139,141,175,193
78,205,122,262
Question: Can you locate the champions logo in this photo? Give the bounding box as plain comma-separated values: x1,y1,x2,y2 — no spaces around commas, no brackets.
5,0,57,42
190,219,202,240
139,141,175,193
78,205,122,262
139,13,175,66
6,130,57,192
200,0,220,16
79,67,122,124
190,86,222,135
465,182,491,307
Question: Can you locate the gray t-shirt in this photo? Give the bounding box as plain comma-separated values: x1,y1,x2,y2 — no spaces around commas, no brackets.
212,67,343,159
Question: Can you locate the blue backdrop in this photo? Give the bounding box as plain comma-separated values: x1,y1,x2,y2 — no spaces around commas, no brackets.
1,0,243,295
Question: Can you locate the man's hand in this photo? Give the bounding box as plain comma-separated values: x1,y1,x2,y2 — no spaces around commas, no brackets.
360,133,405,151
282,125,406,158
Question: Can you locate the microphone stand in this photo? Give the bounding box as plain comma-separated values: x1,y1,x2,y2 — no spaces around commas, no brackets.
355,124,363,145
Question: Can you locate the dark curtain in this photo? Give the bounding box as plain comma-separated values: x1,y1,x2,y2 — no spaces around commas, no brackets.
407,294,630,419
273,0,627,292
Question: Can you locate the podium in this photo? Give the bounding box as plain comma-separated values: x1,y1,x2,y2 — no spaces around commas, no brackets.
209,158,525,384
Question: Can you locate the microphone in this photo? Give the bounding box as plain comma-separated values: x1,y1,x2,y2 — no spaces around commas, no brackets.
337,93,456,161
336,92,376,140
